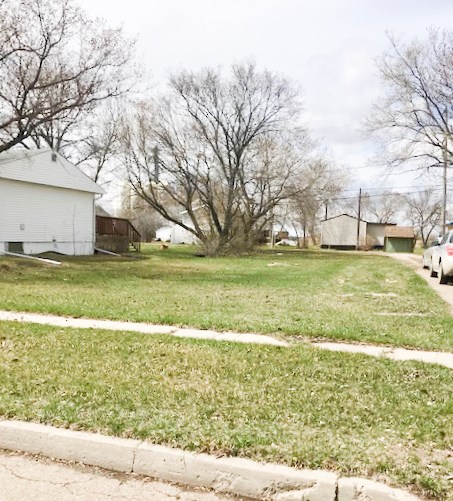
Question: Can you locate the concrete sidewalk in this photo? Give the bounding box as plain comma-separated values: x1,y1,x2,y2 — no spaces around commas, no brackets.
0,310,288,347
1,309,452,369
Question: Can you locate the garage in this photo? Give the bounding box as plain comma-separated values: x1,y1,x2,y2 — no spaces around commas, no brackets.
384,226,415,253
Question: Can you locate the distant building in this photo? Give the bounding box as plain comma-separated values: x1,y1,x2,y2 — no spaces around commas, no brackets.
321,214,391,250
171,208,202,245
383,226,415,253
155,225,173,242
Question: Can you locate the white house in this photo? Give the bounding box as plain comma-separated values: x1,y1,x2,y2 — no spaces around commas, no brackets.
0,149,104,255
321,214,391,249
155,225,173,242
168,208,202,245
171,225,199,245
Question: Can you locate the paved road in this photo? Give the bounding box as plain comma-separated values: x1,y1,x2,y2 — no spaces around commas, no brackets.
387,253,453,314
0,449,235,501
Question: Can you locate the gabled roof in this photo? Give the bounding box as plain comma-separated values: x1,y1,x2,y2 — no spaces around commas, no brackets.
368,221,396,226
322,213,362,223
95,205,111,216
322,214,395,226
385,226,415,239
0,148,104,194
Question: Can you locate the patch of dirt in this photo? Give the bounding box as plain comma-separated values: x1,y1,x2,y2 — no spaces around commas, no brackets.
375,312,429,317
366,292,398,298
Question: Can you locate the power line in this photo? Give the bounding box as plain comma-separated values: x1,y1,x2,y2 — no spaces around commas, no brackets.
341,184,442,194
329,187,443,202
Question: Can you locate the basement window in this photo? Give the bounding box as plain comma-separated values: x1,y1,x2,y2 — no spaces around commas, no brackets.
7,242,24,253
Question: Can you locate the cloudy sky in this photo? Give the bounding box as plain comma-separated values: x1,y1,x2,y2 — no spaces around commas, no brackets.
80,0,453,197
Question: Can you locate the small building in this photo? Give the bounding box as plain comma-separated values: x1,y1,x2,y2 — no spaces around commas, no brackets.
383,226,415,253
155,225,173,242
171,224,199,245
321,214,390,250
0,148,104,255
170,208,201,245
155,219,198,245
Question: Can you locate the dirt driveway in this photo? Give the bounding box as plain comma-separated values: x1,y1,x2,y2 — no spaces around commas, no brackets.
387,253,453,315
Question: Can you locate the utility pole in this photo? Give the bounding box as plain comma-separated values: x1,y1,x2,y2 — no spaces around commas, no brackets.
270,211,275,248
152,146,160,183
356,188,362,251
442,105,449,235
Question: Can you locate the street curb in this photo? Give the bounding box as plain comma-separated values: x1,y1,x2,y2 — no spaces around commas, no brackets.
0,421,421,501
338,477,421,501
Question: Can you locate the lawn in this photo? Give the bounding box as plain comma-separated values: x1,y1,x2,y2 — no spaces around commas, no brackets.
0,321,451,499
0,245,452,351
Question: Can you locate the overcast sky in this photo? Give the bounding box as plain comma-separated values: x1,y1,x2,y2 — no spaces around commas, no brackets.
79,0,453,196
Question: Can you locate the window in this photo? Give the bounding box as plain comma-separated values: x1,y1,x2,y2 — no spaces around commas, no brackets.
7,242,24,253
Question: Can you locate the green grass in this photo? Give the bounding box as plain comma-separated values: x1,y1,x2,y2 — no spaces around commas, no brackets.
0,321,451,499
0,245,452,351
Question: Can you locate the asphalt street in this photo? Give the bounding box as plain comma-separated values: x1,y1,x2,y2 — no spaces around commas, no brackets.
0,449,235,501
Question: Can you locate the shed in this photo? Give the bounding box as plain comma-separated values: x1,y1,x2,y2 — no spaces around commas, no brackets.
155,225,173,242
320,214,390,250
0,148,104,255
383,226,415,253
171,208,201,245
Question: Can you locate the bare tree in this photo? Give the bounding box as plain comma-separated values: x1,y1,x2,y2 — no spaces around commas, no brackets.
404,189,442,247
119,185,168,242
71,104,124,184
122,63,309,255
365,192,403,223
368,29,452,171
0,0,135,154
340,190,403,224
290,158,347,247
367,29,452,231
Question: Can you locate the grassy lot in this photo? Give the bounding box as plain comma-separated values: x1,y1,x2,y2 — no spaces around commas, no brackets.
0,321,451,499
0,245,453,351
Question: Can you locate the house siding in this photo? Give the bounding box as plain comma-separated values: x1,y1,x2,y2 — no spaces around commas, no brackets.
321,215,366,248
156,225,173,241
171,225,198,244
0,178,95,255
366,223,386,247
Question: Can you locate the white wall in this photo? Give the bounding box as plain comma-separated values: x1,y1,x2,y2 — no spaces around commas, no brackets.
366,223,386,247
155,225,173,242
321,215,366,247
171,225,198,245
0,178,95,255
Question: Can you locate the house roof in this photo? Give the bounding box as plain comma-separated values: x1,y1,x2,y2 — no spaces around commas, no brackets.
384,226,415,239
322,213,363,223
95,205,111,217
368,221,396,226
322,214,393,225
0,148,104,194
